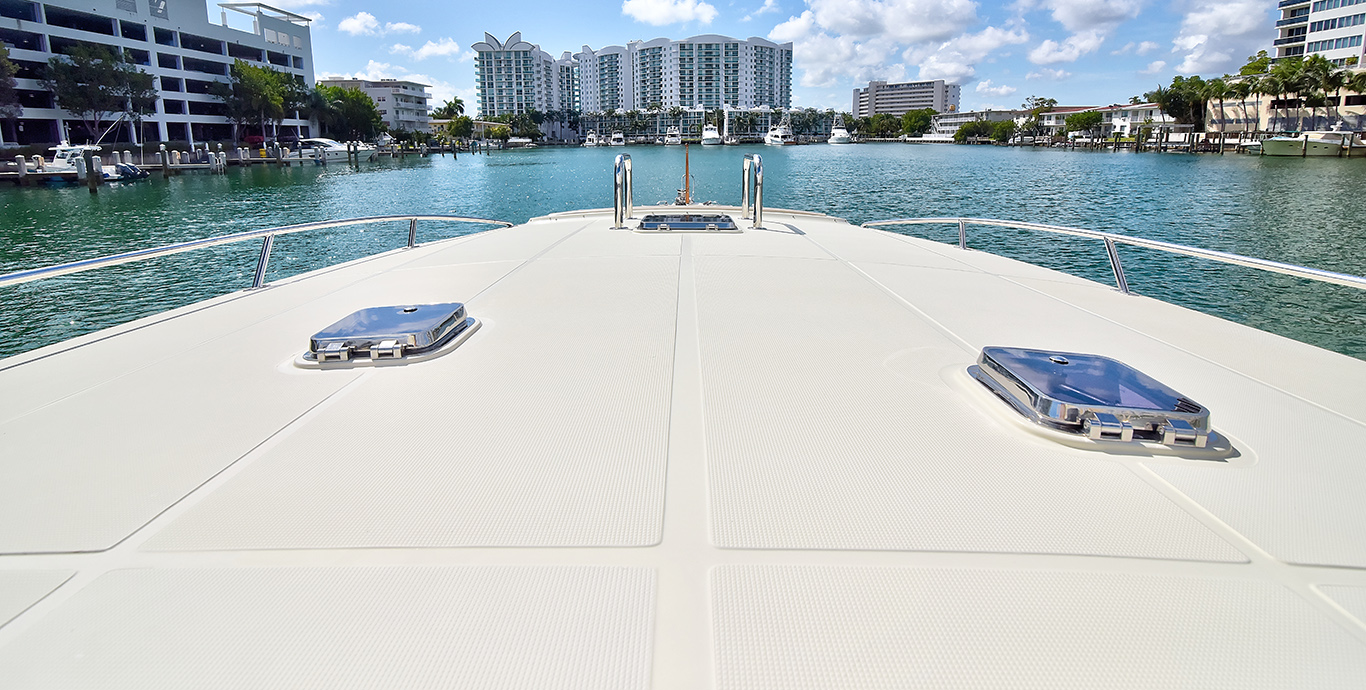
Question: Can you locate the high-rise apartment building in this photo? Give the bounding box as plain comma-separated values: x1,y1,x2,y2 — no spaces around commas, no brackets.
0,0,314,146
853,80,961,118
474,32,792,119
577,34,791,113
1276,0,1366,64
472,32,579,117
317,78,431,133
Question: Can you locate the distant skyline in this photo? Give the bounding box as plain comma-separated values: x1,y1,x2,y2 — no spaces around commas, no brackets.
265,0,1278,112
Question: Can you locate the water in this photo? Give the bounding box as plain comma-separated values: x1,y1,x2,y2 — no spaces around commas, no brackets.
3,144,1365,360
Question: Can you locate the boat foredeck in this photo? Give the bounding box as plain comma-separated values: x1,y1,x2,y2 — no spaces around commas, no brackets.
2,206,1366,688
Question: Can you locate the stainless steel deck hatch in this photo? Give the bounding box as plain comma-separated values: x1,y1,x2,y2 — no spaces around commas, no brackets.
307,303,469,362
638,213,738,232
969,346,1210,447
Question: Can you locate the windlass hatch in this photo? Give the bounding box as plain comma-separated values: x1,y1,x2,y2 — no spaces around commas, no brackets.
969,346,1210,447
638,213,739,232
307,303,469,362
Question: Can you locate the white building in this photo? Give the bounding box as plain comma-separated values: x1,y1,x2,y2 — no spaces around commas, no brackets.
929,108,1020,138
0,0,313,146
853,80,960,118
1276,0,1366,65
472,32,578,119
577,34,792,113
1089,103,1171,137
318,78,431,134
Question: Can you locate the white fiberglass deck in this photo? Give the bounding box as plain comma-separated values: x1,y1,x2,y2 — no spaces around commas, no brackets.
2,207,1365,688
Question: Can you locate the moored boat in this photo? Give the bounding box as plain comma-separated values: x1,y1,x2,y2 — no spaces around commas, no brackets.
765,114,796,145
610,131,626,146
1260,129,1361,157
701,124,722,145
664,127,683,146
828,116,852,144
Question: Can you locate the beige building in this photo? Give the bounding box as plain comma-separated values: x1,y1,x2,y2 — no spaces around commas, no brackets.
853,80,960,118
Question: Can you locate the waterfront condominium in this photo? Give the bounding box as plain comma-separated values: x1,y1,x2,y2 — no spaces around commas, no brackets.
1276,0,1366,65
318,78,432,134
0,0,314,146
853,80,961,118
473,32,792,118
471,32,579,118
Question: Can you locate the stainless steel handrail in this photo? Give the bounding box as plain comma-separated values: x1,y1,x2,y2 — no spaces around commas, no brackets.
0,214,514,290
862,217,1366,294
741,153,763,229
612,153,633,229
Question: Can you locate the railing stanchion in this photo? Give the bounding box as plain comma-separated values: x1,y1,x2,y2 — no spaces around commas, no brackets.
612,153,632,229
252,234,275,289
1104,237,1130,294
407,218,418,248
958,219,967,250
741,157,752,220
625,156,634,221
742,153,763,229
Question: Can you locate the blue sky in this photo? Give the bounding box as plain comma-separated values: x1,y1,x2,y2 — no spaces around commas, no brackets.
267,0,1279,113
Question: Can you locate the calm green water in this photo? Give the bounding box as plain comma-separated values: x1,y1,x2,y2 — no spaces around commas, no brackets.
2,143,1365,360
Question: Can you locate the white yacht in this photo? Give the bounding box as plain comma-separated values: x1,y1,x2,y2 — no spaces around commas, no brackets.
297,138,354,162
583,131,601,147
664,127,683,146
1260,129,1361,157
610,131,626,147
701,124,722,145
828,117,853,144
2,157,1366,687
764,115,796,145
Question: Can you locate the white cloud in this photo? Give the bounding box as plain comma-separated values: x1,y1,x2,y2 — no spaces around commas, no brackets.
914,26,1029,82
743,0,781,20
1035,0,1144,32
1140,60,1166,74
1171,0,1266,73
459,50,478,62
391,37,461,61
1028,29,1104,64
1025,67,1072,79
337,11,421,36
622,0,718,25
975,79,1018,96
1112,40,1161,55
337,11,378,35
770,0,992,89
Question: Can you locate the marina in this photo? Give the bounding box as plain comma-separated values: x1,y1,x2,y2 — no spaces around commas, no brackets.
3,143,1365,362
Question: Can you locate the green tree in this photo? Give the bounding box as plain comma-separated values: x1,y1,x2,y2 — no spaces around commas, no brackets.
444,115,474,139
1239,50,1272,76
42,45,157,142
431,97,464,119
1064,110,1103,135
488,124,511,141
0,44,20,122
991,119,1017,142
901,108,935,136
953,120,993,143
1146,76,1208,131
325,86,383,140
209,60,290,142
1019,96,1057,136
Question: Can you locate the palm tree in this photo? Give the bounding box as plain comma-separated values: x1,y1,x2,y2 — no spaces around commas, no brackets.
1257,73,1283,131
431,97,464,119
1204,78,1230,151
1232,77,1258,133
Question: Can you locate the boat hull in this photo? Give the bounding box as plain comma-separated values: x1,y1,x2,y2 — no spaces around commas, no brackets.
1261,138,1345,157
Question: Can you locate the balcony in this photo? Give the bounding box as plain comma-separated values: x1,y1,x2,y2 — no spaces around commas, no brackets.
1275,35,1306,45
1279,0,1308,6
1276,16,1308,26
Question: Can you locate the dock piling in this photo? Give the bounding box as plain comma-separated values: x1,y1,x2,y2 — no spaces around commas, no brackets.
160,144,170,178
14,155,26,186
86,154,100,193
